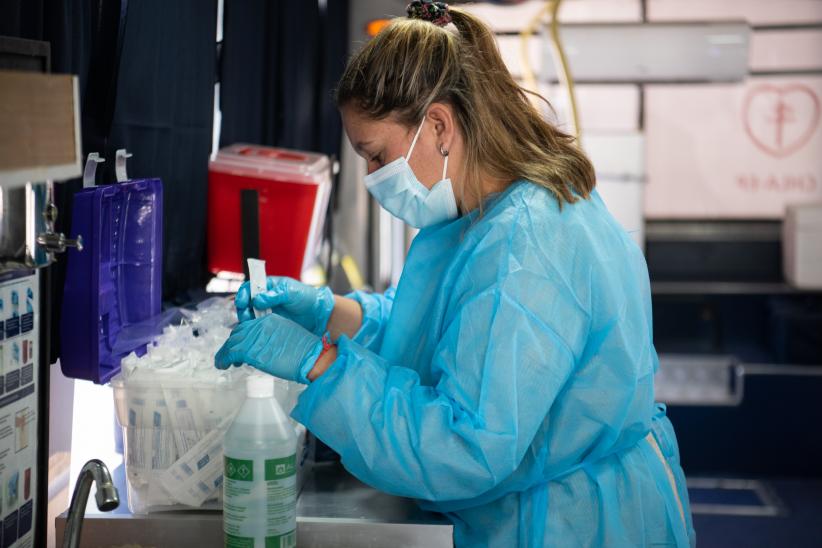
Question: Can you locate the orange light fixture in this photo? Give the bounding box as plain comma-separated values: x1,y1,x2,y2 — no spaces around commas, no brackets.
365,18,391,37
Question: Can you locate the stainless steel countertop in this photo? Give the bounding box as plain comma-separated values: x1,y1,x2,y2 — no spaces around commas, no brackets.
56,462,453,547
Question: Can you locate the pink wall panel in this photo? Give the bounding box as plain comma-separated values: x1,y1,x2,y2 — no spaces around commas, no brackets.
749,30,822,72
535,83,641,132
463,0,642,32
644,77,822,219
648,0,822,25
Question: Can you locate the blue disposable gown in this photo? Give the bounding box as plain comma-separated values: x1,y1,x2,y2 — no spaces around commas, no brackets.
292,181,696,547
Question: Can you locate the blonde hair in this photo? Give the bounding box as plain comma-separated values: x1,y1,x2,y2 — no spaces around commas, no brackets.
335,8,596,207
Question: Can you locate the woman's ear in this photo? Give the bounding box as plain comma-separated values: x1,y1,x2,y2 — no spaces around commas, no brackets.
426,102,455,153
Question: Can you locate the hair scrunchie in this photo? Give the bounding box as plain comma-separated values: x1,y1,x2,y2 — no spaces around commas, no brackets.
406,0,452,27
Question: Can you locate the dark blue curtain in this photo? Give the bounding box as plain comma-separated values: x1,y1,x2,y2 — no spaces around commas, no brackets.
1,0,217,358
219,0,349,157
106,0,217,300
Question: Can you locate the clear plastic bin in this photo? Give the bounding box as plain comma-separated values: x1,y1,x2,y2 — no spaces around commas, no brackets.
112,372,306,513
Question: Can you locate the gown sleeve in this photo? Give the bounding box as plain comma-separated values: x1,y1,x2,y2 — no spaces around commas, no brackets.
345,287,396,351
293,269,590,502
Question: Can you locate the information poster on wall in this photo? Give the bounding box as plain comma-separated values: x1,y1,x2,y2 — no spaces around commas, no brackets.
0,272,38,548
644,76,822,219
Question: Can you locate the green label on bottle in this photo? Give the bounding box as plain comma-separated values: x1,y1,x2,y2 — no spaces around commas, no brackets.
265,455,296,480
225,532,255,548
265,530,296,548
225,456,254,482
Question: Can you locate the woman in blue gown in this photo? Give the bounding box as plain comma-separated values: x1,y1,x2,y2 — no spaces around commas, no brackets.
216,2,695,546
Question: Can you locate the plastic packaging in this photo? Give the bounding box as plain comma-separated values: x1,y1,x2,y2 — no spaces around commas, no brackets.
223,375,298,547
113,374,247,512
110,297,307,513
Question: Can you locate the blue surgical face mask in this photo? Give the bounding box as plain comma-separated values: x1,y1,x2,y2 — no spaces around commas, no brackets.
363,119,459,229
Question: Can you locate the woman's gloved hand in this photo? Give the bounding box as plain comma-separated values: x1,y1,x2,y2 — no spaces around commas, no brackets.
215,313,323,384
235,276,335,335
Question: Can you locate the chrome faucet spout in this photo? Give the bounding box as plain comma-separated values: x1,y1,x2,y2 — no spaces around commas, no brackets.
62,459,120,548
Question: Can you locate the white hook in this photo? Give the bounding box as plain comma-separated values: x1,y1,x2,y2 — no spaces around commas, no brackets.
115,149,133,182
83,153,105,188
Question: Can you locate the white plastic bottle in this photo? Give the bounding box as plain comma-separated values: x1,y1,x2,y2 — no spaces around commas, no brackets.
223,375,297,548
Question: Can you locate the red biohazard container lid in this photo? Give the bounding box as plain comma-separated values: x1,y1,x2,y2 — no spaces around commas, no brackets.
209,144,330,184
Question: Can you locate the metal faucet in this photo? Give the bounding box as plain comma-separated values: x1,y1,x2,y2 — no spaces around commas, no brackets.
62,459,120,548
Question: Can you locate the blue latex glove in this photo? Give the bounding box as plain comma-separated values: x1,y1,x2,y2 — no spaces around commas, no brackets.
215,313,324,384
235,276,335,335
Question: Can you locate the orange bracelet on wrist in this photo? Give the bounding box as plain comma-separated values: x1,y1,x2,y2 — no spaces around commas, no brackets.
317,333,334,362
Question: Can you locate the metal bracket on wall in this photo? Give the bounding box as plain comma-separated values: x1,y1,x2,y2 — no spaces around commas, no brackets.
115,149,132,182
83,153,105,188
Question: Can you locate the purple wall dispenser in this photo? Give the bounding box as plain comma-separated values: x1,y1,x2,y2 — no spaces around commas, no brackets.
61,178,163,384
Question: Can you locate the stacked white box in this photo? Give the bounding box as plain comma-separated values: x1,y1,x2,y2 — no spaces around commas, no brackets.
783,202,822,289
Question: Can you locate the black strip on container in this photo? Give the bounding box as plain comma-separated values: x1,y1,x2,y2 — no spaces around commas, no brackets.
240,189,260,280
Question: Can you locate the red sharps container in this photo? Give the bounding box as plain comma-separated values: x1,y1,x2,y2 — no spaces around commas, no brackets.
208,144,331,279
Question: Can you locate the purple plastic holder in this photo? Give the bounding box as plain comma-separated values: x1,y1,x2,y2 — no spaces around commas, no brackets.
60,178,163,384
